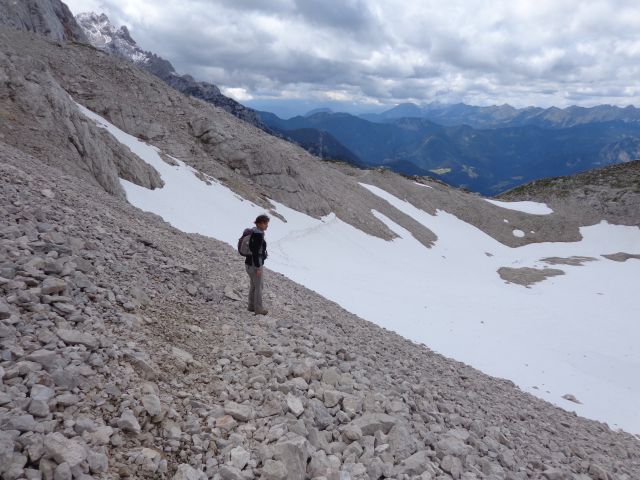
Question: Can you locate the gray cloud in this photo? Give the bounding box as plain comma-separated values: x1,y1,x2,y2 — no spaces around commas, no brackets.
64,0,640,112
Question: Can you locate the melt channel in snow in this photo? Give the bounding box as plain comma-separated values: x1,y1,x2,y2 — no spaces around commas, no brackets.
77,103,640,435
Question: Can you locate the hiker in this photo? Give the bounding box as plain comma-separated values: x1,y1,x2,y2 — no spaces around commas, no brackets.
244,214,269,315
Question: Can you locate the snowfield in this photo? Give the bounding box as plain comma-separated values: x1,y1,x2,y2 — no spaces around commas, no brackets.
484,198,554,215
78,103,640,435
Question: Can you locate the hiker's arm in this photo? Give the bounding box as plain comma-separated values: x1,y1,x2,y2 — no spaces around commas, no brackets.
249,233,262,267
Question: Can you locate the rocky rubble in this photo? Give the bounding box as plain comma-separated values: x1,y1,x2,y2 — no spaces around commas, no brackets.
2,141,640,480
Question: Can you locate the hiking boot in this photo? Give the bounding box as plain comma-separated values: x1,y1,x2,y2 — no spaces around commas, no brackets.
247,307,255,312
254,309,268,316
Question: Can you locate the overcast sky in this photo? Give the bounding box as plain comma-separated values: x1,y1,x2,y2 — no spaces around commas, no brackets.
65,0,640,115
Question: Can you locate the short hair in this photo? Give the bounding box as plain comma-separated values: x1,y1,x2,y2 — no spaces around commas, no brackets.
255,214,270,225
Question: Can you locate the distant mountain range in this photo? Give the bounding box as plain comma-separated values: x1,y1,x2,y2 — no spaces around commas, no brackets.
362,102,640,129
260,108,640,195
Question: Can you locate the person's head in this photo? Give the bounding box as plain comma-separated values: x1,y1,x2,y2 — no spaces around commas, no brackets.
255,214,270,231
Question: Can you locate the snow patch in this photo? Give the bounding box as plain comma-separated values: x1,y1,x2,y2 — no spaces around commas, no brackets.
513,229,525,238
485,198,553,215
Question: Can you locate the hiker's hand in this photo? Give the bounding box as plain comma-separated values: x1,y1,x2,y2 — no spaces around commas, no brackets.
256,268,262,277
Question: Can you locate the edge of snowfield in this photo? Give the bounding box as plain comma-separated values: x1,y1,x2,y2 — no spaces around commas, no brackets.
77,103,640,436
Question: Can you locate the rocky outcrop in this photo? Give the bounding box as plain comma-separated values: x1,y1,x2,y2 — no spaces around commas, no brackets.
500,160,640,226
0,35,163,199
2,139,640,480
0,0,87,42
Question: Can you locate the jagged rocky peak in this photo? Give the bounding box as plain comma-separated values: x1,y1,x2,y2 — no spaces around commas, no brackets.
75,12,117,48
74,11,263,127
75,11,150,65
0,0,87,42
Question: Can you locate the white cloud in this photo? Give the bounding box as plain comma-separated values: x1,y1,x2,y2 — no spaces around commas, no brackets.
220,87,253,102
65,0,640,110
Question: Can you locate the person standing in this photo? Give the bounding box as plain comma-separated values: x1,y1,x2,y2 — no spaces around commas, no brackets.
245,214,269,315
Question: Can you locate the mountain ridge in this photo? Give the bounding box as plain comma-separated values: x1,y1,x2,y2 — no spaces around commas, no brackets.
75,12,264,129
364,101,640,129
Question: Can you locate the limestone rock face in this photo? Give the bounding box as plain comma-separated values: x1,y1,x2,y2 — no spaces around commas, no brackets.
0,39,163,199
0,0,87,42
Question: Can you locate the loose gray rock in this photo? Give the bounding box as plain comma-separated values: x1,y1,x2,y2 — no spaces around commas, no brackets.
173,464,206,480
387,422,417,459
117,410,141,434
171,346,194,364
28,398,50,417
273,436,310,480
347,413,397,436
342,424,363,442
56,329,98,349
286,393,304,417
224,401,252,421
26,350,58,366
218,465,244,480
262,459,287,480
31,384,55,402
396,450,433,476
7,414,38,432
142,393,162,417
53,462,72,480
223,285,242,301
41,276,67,295
323,389,342,408
562,393,582,404
44,433,87,467
0,301,10,319
440,454,463,479
87,451,108,473
0,431,15,467
230,445,250,470
436,434,470,457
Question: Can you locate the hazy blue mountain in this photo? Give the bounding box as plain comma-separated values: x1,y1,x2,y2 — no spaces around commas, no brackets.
364,102,640,129
304,108,334,117
259,110,640,194
257,111,364,166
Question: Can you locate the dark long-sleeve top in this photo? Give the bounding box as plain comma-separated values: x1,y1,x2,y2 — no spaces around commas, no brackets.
245,228,267,267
